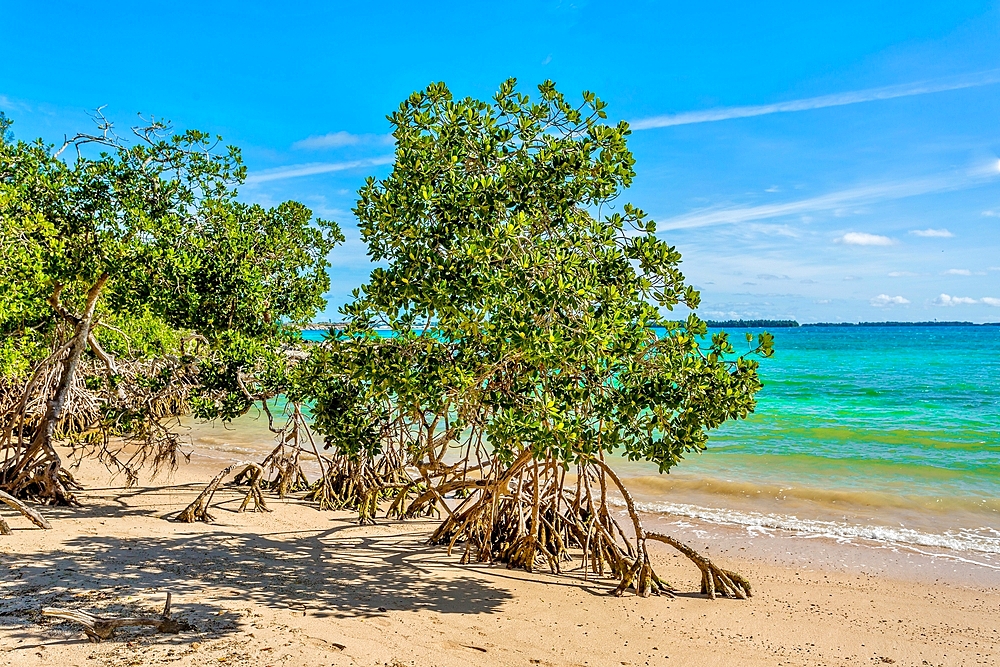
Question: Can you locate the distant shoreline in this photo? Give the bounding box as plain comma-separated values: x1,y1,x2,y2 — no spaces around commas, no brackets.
301,319,1000,330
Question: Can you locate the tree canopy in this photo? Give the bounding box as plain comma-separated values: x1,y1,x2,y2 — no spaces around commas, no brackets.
292,79,769,595
303,78,771,473
0,114,342,500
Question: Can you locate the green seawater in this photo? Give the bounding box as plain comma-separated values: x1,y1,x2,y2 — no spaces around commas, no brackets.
670,326,1000,501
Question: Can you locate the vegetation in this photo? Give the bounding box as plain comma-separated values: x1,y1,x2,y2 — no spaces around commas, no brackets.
290,80,771,597
2,82,772,600
0,112,342,503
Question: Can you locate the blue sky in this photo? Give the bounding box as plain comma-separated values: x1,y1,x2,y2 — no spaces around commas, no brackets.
3,0,999,322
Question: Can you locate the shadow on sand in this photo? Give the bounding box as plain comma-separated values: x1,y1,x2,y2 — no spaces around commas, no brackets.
0,486,515,647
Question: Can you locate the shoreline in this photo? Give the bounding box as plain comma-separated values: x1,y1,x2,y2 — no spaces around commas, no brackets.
176,413,1000,570
2,450,1000,666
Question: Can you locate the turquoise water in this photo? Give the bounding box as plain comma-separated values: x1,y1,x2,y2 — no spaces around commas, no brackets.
300,325,1000,550
674,326,1000,500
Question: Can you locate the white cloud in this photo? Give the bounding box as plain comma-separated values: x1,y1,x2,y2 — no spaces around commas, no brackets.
934,294,979,306
888,271,919,277
757,274,790,280
630,69,1000,130
657,170,998,231
292,132,393,150
983,297,1000,307
871,294,909,307
245,156,394,184
982,210,999,217
944,268,972,276
910,228,953,237
837,232,896,246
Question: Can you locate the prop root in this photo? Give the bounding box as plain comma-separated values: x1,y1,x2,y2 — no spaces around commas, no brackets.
42,592,191,642
647,532,752,599
0,489,51,532
177,461,268,523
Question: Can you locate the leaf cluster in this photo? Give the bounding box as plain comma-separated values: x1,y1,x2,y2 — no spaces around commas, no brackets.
299,80,772,473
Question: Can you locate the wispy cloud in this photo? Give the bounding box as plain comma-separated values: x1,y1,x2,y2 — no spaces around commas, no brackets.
871,294,909,307
0,94,38,115
245,156,394,184
910,228,953,237
292,132,393,150
944,268,972,276
631,70,1000,130
888,271,919,277
836,232,895,246
657,169,999,231
757,273,791,280
983,297,1000,307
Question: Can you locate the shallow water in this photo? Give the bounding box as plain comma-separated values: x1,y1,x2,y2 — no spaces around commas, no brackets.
271,326,1000,559
615,325,1000,559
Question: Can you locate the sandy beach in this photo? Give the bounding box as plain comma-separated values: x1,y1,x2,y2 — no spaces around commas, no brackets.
2,446,998,667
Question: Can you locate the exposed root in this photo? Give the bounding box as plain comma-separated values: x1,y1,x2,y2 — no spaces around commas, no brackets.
306,450,410,523
42,592,191,642
646,532,752,599
0,489,51,530
176,461,268,523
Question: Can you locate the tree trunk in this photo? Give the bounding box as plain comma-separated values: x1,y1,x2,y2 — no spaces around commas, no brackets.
3,274,108,503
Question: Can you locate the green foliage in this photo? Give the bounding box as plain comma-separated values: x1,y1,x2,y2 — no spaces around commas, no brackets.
0,183,54,379
300,80,772,473
0,113,343,418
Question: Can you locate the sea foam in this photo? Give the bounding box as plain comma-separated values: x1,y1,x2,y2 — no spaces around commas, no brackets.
615,497,1000,558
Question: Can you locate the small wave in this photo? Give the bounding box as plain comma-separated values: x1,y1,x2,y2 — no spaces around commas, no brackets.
615,498,1000,557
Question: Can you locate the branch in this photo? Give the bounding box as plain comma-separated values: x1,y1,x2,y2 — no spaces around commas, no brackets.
46,283,81,326
42,592,191,642
52,107,121,160
0,490,52,529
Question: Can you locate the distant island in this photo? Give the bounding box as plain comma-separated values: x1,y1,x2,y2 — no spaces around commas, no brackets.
304,319,999,330
300,322,349,330
706,319,800,328
801,321,1000,327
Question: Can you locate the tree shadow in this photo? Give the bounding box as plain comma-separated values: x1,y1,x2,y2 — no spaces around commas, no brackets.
0,510,513,645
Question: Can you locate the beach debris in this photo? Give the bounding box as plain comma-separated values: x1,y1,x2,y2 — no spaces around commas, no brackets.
177,461,268,523
0,489,51,534
42,592,192,642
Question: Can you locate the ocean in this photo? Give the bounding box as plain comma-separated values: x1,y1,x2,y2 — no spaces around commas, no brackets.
289,326,1000,561
616,325,1000,563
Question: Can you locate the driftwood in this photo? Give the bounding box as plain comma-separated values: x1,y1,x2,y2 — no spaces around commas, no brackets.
42,592,191,642
0,489,51,534
176,461,268,523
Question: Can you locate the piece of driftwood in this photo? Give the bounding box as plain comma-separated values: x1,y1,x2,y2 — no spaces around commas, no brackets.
42,592,191,642
0,489,52,533
177,461,268,523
